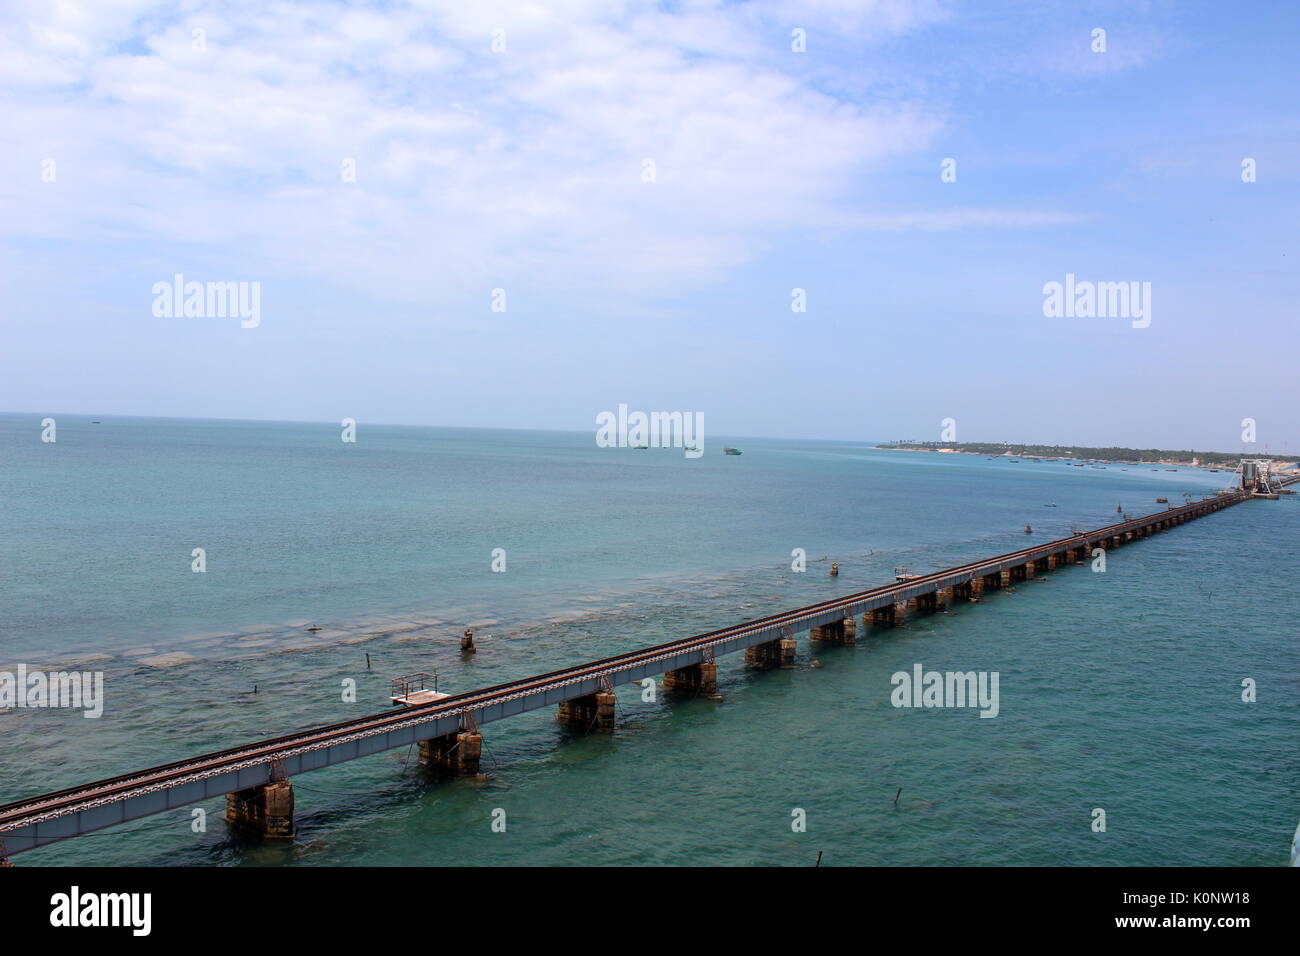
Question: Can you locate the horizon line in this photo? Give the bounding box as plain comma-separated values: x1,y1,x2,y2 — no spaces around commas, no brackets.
0,408,1280,458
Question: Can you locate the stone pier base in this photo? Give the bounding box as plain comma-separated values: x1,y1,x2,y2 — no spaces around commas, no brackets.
663,661,718,695
870,602,907,626
779,638,798,666
420,730,483,773
744,639,781,670
811,619,855,644
908,592,938,613
811,620,843,642
558,692,616,731
226,780,294,838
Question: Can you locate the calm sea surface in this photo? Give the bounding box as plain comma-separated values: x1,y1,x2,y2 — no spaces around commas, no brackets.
1,413,1295,866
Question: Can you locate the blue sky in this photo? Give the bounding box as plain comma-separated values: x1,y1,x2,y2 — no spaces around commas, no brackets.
2,0,1297,453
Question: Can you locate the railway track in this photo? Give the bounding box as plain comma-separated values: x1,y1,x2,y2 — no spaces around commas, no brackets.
3,481,1280,854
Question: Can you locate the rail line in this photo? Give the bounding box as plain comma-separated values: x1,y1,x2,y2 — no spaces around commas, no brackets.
0,482,1278,857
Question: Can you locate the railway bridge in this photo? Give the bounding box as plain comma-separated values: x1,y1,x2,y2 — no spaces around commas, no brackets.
1,478,1291,861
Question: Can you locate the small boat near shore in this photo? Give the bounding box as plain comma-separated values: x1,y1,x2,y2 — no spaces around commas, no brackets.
723,447,742,455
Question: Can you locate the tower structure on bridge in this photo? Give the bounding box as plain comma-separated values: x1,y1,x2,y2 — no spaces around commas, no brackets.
1240,458,1282,497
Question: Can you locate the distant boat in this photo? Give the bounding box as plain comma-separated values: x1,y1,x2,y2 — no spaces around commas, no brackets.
632,444,649,450
1044,503,1057,508
723,447,742,456
91,420,102,424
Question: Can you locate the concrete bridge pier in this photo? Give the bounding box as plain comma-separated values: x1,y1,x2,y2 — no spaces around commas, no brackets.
935,586,953,609
870,602,907,626
811,620,842,642
780,637,798,666
811,618,856,644
558,692,616,731
420,729,483,773
908,592,937,613
744,639,782,669
663,661,718,695
225,780,294,839
996,569,1013,588
1046,554,1057,570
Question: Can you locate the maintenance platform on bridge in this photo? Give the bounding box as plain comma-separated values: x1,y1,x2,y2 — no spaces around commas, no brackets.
390,673,449,707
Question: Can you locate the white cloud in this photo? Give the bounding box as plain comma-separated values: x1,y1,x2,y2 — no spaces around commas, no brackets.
0,0,1069,308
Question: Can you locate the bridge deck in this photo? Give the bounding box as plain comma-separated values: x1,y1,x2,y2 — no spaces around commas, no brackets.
0,484,1275,856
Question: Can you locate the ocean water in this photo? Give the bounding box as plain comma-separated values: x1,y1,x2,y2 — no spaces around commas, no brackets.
1,413,1295,866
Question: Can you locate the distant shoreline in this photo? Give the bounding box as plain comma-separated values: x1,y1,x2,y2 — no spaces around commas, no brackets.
875,443,1295,472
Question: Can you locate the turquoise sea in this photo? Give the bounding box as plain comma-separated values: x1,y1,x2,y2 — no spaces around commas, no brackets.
1,413,1295,866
